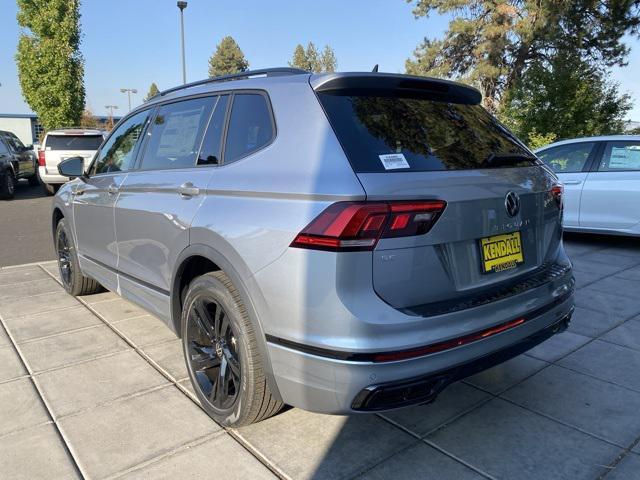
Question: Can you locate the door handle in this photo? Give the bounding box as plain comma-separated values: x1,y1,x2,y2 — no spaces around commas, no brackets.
178,182,200,197
563,180,582,185
107,184,119,195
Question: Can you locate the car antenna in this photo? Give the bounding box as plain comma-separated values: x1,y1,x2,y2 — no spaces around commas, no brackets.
372,64,379,72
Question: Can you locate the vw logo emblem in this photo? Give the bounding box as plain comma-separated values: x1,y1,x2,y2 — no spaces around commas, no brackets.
504,191,520,217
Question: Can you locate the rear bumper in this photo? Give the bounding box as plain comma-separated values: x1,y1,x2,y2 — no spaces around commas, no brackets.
266,290,574,414
38,166,67,185
352,308,572,411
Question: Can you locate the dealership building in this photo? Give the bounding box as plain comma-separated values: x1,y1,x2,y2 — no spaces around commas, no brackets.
0,113,119,147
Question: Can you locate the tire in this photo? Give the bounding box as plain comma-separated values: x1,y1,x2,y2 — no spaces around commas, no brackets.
182,271,282,427
0,170,16,200
43,182,56,196
55,218,103,296
28,173,40,186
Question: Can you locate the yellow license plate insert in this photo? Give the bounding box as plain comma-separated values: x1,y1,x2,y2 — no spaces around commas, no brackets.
479,232,524,273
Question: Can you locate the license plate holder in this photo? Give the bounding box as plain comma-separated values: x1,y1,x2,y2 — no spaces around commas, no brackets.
479,231,524,274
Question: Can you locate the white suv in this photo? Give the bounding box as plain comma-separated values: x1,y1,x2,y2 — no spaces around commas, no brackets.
39,128,105,194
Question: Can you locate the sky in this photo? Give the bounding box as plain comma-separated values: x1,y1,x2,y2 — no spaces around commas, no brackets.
1,0,639,120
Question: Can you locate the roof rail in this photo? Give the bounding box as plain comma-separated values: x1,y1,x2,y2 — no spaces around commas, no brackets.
152,67,309,100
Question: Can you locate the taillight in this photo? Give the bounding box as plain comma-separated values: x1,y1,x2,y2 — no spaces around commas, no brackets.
37,150,45,167
290,200,446,251
551,184,563,211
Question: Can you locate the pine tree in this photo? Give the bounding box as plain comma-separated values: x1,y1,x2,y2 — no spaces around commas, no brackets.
16,0,85,130
289,44,310,70
405,1,640,112
289,43,338,72
320,46,337,73
144,82,160,101
306,42,320,72
208,36,249,77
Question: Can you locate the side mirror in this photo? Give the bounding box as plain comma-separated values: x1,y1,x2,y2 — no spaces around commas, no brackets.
23,144,33,151
58,156,85,179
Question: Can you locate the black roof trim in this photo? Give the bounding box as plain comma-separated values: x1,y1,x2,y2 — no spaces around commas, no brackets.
311,72,482,105
151,67,309,100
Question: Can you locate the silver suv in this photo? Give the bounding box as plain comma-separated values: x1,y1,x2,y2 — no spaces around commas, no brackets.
52,68,574,427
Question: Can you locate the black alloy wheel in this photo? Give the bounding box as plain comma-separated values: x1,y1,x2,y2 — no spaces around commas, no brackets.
186,295,241,410
57,226,72,287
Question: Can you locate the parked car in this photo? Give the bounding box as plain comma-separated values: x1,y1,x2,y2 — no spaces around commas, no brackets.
0,130,39,199
39,128,105,195
536,135,640,236
52,69,574,427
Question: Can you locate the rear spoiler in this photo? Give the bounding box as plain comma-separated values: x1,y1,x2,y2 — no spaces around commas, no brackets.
310,72,482,105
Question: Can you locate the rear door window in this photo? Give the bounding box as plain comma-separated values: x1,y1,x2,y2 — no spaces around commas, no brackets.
45,135,103,150
537,143,596,173
198,95,229,165
599,141,640,171
0,138,9,155
224,93,274,163
140,96,215,170
318,93,535,173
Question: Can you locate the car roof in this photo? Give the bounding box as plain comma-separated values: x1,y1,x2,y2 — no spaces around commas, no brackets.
141,68,482,109
46,129,106,136
535,135,640,152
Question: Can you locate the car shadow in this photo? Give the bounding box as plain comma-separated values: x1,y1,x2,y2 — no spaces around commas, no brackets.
11,180,50,200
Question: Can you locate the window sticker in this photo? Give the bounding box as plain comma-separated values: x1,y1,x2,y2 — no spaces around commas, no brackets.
608,146,640,169
379,153,410,170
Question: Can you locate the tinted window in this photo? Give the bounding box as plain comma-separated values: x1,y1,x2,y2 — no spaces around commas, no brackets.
599,141,640,171
91,110,150,175
140,97,215,170
538,143,595,173
46,135,103,151
224,93,274,163
198,95,229,165
318,93,535,173
3,134,24,152
0,139,8,155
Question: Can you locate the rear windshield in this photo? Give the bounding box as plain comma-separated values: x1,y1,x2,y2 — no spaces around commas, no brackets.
45,135,103,151
318,93,536,173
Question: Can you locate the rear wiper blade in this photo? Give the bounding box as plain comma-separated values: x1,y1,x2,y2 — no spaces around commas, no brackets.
483,153,537,168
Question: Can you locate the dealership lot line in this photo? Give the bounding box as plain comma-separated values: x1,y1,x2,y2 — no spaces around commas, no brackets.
0,236,639,479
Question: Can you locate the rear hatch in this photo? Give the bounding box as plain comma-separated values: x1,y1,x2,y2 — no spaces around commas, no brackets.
43,132,103,172
314,74,563,311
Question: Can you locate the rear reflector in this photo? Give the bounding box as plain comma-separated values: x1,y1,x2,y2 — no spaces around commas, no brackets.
37,149,45,167
290,200,446,251
371,317,526,362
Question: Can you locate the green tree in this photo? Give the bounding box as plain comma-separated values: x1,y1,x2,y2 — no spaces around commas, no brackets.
405,1,640,112
208,36,249,77
320,45,337,73
289,42,337,72
305,42,320,71
289,44,311,70
80,108,99,129
144,82,160,101
16,0,85,131
500,52,632,142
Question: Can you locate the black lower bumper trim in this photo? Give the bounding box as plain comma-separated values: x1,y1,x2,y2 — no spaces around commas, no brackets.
351,309,573,411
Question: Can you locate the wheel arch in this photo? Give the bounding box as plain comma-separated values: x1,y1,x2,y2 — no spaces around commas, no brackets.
171,243,283,402
52,207,64,238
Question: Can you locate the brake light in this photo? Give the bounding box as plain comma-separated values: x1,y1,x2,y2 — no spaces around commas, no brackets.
290,200,446,251
551,184,563,210
38,149,45,167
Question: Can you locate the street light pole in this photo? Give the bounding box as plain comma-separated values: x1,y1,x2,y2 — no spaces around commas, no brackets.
177,1,188,84
104,105,118,129
119,88,138,111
